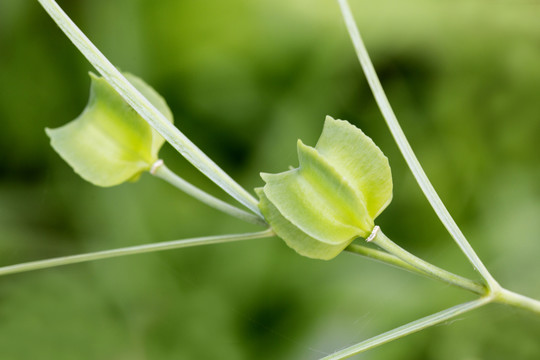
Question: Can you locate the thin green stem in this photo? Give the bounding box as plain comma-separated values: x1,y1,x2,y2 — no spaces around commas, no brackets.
369,227,486,296
493,288,540,316
320,297,490,360
349,235,540,315
345,243,422,273
151,161,266,226
0,229,274,277
345,241,485,296
37,0,262,217
335,0,498,289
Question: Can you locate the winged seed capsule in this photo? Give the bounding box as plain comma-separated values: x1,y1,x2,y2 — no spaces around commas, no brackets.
46,72,173,187
257,116,392,260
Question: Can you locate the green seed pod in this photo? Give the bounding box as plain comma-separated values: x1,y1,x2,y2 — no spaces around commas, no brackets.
258,116,392,260
46,72,173,187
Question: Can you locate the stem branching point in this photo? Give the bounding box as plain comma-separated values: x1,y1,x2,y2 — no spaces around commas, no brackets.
335,0,498,289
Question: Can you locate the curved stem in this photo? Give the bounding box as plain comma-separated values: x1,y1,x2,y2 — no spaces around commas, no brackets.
345,242,486,296
37,0,262,217
368,227,486,295
0,229,274,277
335,0,498,289
152,161,266,226
321,297,490,360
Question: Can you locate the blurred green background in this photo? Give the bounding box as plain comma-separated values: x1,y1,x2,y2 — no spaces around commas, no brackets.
1,0,540,359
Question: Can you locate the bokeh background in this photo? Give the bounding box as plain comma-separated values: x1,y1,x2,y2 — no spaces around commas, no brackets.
1,0,540,359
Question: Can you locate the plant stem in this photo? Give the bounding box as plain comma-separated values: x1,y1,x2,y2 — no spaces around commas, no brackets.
349,231,540,313
151,161,266,226
335,0,498,289
0,229,274,277
368,227,486,295
345,241,486,296
345,243,421,273
37,0,262,217
493,288,540,316
321,297,490,360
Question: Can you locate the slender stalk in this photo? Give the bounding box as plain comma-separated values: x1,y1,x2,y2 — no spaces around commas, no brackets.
349,236,540,314
37,0,262,217
493,288,540,316
0,229,274,277
369,227,486,295
151,161,266,226
320,297,490,360
345,243,421,273
345,242,485,296
335,0,498,289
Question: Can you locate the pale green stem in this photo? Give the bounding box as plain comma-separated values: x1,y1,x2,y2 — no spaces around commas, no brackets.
348,236,540,313
345,243,485,296
37,0,262,217
368,227,486,295
345,244,421,273
320,297,490,360
151,161,266,226
493,288,540,316
335,0,498,289
0,229,274,277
